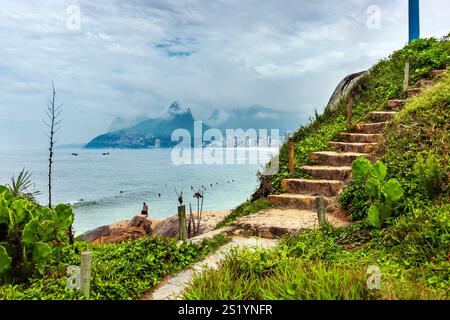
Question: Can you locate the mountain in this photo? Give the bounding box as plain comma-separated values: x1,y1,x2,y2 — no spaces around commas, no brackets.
108,114,150,132
205,105,306,135
86,103,307,149
85,102,210,149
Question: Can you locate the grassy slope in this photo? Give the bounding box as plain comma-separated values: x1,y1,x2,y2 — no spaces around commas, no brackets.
183,36,450,300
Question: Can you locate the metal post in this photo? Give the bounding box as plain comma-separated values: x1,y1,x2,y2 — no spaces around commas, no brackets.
80,251,92,299
409,0,420,42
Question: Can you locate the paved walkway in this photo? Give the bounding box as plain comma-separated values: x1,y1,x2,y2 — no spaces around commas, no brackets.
141,236,277,300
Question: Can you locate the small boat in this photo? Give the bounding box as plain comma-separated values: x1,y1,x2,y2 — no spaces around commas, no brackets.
71,153,79,156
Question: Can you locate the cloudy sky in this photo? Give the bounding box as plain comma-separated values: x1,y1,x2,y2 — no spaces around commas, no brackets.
0,0,449,149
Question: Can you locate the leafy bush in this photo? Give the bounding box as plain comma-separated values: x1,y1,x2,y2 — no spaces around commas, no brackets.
6,169,40,201
349,158,404,228
413,152,445,199
339,178,371,221
0,186,74,281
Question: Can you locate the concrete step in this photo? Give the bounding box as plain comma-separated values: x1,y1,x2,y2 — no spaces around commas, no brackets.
407,88,422,98
301,165,352,181
414,79,433,89
232,208,350,239
355,122,387,134
329,141,377,153
338,133,381,143
268,194,333,210
370,111,397,122
387,99,405,110
281,179,343,197
310,151,368,166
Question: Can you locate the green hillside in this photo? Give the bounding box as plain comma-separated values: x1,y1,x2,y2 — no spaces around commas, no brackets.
184,35,450,299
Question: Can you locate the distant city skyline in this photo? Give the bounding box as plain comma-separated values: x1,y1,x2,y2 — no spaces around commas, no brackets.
0,0,449,150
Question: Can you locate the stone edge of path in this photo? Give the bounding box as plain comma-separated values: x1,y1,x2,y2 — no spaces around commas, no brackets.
140,235,277,300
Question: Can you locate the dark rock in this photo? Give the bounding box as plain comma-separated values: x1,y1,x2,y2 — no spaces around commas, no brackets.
325,70,368,112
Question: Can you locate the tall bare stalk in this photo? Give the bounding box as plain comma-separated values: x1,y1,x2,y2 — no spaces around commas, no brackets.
43,82,73,243
44,82,63,209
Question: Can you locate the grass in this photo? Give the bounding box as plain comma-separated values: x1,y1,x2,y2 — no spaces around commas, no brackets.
183,247,375,300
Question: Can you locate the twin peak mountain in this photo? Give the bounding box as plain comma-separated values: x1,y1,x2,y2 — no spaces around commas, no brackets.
85,102,304,149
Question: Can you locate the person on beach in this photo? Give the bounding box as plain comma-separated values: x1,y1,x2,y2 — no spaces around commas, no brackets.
141,202,149,216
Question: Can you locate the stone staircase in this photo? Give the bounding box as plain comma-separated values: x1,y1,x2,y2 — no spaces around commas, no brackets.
267,72,444,216
267,110,392,212
231,70,445,239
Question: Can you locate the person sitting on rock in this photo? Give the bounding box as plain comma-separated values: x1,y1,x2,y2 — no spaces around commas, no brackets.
141,202,149,216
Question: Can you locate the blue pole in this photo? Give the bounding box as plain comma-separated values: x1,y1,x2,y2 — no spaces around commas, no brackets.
409,0,420,42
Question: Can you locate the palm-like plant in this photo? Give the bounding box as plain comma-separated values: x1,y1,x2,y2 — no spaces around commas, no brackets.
7,169,41,201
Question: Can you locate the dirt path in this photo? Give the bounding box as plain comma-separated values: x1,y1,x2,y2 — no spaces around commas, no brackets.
141,236,277,300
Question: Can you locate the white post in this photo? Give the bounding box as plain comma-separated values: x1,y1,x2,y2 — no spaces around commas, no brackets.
80,251,92,299
403,62,410,92
316,197,327,225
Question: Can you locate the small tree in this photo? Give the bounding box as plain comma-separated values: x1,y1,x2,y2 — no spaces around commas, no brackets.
44,82,62,209
43,82,73,243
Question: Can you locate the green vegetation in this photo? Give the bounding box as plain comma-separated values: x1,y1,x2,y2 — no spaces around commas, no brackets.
183,35,450,300
0,186,74,280
215,198,271,228
0,230,229,300
346,158,404,228
0,186,229,300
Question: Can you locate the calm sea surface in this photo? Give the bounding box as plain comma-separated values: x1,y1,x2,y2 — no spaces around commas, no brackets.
0,148,272,234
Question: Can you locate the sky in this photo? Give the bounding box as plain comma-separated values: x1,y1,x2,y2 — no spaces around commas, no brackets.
0,0,449,150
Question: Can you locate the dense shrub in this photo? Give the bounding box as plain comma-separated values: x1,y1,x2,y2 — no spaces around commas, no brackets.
0,186,74,281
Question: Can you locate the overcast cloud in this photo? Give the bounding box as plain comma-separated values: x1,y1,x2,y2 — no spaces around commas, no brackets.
0,0,449,149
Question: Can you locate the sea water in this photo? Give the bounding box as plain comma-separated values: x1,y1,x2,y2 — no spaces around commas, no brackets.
0,148,272,234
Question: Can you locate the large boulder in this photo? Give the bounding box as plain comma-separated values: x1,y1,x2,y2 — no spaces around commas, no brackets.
128,214,153,234
77,225,111,243
92,227,147,244
78,215,154,244
325,70,368,112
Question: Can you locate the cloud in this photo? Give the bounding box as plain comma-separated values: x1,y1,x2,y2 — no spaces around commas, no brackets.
0,0,449,149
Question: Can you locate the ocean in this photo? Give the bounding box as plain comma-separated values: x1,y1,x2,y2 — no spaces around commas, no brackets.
0,148,273,235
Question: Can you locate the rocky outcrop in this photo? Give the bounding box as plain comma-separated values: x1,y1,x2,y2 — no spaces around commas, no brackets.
78,211,229,244
78,214,154,244
325,70,368,113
